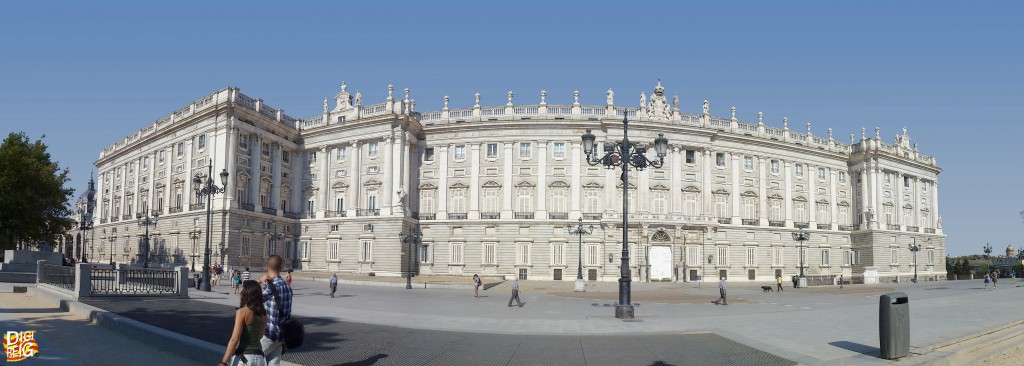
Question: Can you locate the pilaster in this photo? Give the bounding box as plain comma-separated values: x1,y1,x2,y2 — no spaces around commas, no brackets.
469,143,481,219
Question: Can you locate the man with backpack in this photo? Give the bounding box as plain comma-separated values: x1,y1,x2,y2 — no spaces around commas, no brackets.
259,254,294,366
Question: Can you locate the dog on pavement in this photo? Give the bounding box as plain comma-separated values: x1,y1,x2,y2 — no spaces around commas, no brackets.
761,285,774,293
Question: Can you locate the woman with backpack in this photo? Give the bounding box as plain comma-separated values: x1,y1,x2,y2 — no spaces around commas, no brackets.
220,280,267,366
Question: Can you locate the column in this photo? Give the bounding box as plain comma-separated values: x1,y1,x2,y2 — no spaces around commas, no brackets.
701,148,712,216
537,141,547,218
502,142,513,218
808,164,817,227
249,134,260,209
164,145,173,212
912,177,921,228
931,181,939,229
403,133,413,208
398,130,409,215
438,145,450,218
225,124,238,206
319,145,330,217
347,141,361,217
383,136,395,215
669,146,681,215
758,156,768,226
95,170,104,220
469,143,481,219
784,161,793,227
290,144,302,215
146,151,155,214
638,157,649,214
270,142,282,214
859,164,869,227
894,172,903,228
870,161,881,227
830,168,838,230
184,138,194,211
570,142,582,219
730,153,740,223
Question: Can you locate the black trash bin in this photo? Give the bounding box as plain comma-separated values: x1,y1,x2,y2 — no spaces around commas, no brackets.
879,292,910,359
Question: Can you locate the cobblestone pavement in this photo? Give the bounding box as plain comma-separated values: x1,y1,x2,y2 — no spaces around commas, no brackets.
82,297,796,366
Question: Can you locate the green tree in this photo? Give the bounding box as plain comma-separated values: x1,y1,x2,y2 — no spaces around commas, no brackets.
0,132,75,252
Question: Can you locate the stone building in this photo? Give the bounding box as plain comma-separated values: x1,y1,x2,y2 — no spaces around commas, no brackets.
90,82,946,283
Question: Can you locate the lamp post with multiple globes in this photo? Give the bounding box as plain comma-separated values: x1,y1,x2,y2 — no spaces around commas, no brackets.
192,166,228,292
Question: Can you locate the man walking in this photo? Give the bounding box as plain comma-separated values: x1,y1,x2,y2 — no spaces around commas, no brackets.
839,274,844,289
775,274,784,292
508,278,524,307
329,272,338,298
713,277,728,305
242,267,251,282
259,255,293,366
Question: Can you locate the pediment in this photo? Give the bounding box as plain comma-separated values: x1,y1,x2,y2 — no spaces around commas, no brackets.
712,188,729,195
235,171,251,180
331,181,349,189
838,201,850,207
482,181,502,188
155,182,165,189
741,190,758,197
303,185,318,192
615,182,637,189
549,180,570,188
450,182,470,189
792,196,807,202
419,182,438,190
882,201,894,207
260,176,272,184
903,203,913,209
816,199,829,205
768,193,784,200
583,181,603,189
650,184,669,191
681,185,700,193
364,179,382,186
515,181,535,188
173,177,184,185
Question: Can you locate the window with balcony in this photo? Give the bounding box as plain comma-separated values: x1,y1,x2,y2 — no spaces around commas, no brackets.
517,243,531,265
486,143,498,159
714,194,729,219
450,189,466,213
551,189,568,215
481,188,500,215
683,193,699,216
420,190,435,215
794,201,807,223
652,190,667,215
516,188,533,214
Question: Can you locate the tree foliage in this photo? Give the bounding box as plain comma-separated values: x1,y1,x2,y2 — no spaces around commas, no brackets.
0,132,75,251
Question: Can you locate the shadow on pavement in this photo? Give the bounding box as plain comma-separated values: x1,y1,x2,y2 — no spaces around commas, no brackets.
482,281,505,291
829,340,879,357
333,353,388,366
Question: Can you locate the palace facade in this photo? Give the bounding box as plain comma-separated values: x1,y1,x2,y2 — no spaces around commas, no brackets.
90,82,946,283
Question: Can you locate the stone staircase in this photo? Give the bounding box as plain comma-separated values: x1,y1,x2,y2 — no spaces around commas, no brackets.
1,250,61,283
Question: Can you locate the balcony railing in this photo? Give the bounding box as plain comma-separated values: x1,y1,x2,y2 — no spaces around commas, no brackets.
906,226,919,232
262,207,277,215
189,203,205,210
604,213,718,224
168,207,182,214
741,219,759,226
549,212,568,220
325,211,347,218
794,222,809,229
480,212,500,219
817,224,832,230
447,213,468,220
283,211,300,219
838,225,856,231
717,218,732,225
420,213,436,220
100,218,108,224
357,209,380,216
110,216,120,222
410,212,419,219
239,203,255,211
515,212,534,219
582,213,602,220
768,220,785,227
924,228,936,234
122,214,133,221
305,212,316,219
887,224,900,230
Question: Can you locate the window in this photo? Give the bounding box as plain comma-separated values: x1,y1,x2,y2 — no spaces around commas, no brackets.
927,249,935,265
241,236,251,257
551,189,568,214
283,151,290,163
769,199,782,222
588,244,600,266
795,164,804,177
744,156,753,171
307,199,315,216
420,244,432,263
367,165,379,174
839,171,847,183
716,153,725,167
454,145,466,160
794,201,807,223
486,143,498,159
198,134,206,150
839,205,851,226
310,151,317,163
519,268,528,280
885,172,892,184
890,248,898,265
482,189,500,213
424,148,434,161
176,142,184,157
516,188,533,213
685,150,695,164
817,203,830,224
771,160,780,174
239,135,248,149
337,147,346,160
552,243,565,265
335,198,344,214
714,195,729,218
420,190,435,214
821,249,830,266
483,243,497,265
299,241,309,259
142,156,149,169
742,197,757,220
686,247,700,266
652,191,667,215
553,143,565,158
717,247,728,266
368,193,377,210
844,250,852,266
450,242,464,264
818,168,826,181
450,189,466,213
904,176,911,188
330,224,339,232
773,247,783,266
520,143,532,158
158,150,165,163
517,243,531,265
884,205,894,224
584,189,601,214
360,240,373,262
746,247,756,266
368,142,378,157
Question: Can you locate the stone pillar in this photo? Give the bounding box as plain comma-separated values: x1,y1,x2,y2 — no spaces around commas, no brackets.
912,176,921,228
383,137,395,215
249,135,260,208
859,165,870,227
347,141,361,217
438,145,450,218
225,123,238,205
502,142,513,218
570,142,582,219
784,161,793,227
830,169,838,230
35,260,45,284
758,156,768,226
164,145,174,211
670,146,681,215
175,265,189,298
270,142,282,214
469,143,481,219
702,149,712,216
808,164,817,226
731,153,740,223
895,172,903,227
319,145,330,217
75,262,91,299
931,181,939,229
537,141,547,218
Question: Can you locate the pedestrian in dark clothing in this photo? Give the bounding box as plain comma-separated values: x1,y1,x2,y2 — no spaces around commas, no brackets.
713,277,728,305
508,278,523,307
329,272,338,298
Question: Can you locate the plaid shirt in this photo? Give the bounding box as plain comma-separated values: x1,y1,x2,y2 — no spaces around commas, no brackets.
261,276,293,341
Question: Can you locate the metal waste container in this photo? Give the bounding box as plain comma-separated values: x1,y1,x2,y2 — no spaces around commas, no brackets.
879,292,910,359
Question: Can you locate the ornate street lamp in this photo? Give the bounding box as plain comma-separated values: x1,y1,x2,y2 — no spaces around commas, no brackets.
188,229,202,272
983,243,993,258
136,210,159,268
581,115,668,319
908,238,921,283
108,231,117,266
568,218,594,292
78,213,93,262
401,226,422,290
193,166,228,292
792,229,810,287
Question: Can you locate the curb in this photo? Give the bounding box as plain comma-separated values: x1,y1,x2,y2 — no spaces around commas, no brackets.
29,286,302,366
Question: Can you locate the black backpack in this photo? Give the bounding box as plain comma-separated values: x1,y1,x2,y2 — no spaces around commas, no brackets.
268,280,304,350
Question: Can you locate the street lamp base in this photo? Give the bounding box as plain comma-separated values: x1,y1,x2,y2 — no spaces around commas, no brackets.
574,278,586,292
615,304,635,319
796,277,808,288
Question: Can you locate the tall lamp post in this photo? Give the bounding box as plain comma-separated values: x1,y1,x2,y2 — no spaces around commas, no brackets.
137,210,159,268
568,218,594,292
581,115,668,319
108,231,117,266
79,214,93,262
983,243,993,258
908,238,920,283
188,229,202,272
193,166,229,292
401,226,422,289
792,229,810,288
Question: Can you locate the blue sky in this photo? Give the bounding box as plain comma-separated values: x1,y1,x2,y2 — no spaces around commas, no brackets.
1,1,1021,256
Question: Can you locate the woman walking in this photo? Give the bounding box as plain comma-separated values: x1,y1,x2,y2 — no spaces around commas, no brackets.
232,270,242,294
473,274,482,298
219,280,267,366
984,273,991,289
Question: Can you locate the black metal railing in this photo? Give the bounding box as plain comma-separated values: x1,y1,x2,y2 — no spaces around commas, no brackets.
906,226,919,232
357,209,380,216
769,220,785,227
41,264,75,291
717,218,732,224
817,224,831,230
90,267,178,296
305,212,316,219
447,213,468,220
169,207,183,214
325,211,347,218
924,228,935,234
742,219,759,226
420,214,436,220
262,207,277,215
410,211,419,219
122,214,133,220
549,212,568,220
887,224,900,230
515,212,534,219
110,216,120,222
100,218,108,224
480,212,500,219
239,203,255,211
189,203,205,210
283,211,301,219
794,222,809,229
582,213,602,220
838,225,856,231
